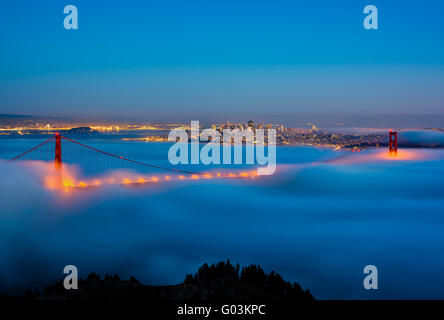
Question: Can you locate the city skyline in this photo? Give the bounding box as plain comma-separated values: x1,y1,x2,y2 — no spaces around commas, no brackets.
1,111,444,128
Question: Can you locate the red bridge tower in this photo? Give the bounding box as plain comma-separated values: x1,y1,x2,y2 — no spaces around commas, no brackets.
55,133,62,169
389,131,398,153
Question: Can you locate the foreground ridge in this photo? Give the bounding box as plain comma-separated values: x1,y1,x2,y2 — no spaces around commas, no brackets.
2,260,314,302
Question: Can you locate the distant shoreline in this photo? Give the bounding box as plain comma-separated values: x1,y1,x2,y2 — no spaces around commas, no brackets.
1,130,443,150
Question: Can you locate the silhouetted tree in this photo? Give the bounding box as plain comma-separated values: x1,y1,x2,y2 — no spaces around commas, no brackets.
241,264,267,287
87,272,100,281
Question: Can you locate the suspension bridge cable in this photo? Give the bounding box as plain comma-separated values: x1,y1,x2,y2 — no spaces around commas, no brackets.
397,133,414,144
8,136,55,162
320,132,389,164
60,135,204,175
322,151,355,163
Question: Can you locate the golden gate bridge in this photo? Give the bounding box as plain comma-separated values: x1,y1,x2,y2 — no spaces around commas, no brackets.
7,131,405,189
322,131,402,163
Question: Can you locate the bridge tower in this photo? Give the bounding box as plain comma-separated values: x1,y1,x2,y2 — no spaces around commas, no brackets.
55,132,62,169
389,131,398,153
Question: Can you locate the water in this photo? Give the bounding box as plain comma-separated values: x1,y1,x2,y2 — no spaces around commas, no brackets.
1,136,444,299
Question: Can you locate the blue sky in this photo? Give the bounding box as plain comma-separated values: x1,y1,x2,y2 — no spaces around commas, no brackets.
0,0,443,125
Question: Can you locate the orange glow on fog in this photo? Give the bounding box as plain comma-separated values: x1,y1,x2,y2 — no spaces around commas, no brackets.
108,178,116,184
43,165,262,192
43,165,78,190
330,148,428,165
377,149,420,161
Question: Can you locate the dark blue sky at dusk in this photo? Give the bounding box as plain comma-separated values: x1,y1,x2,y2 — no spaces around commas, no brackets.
0,0,443,125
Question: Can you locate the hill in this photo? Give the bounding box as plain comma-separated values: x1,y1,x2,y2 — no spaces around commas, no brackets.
1,260,313,302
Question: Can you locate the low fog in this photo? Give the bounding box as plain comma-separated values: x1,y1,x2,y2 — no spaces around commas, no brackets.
1,144,444,299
